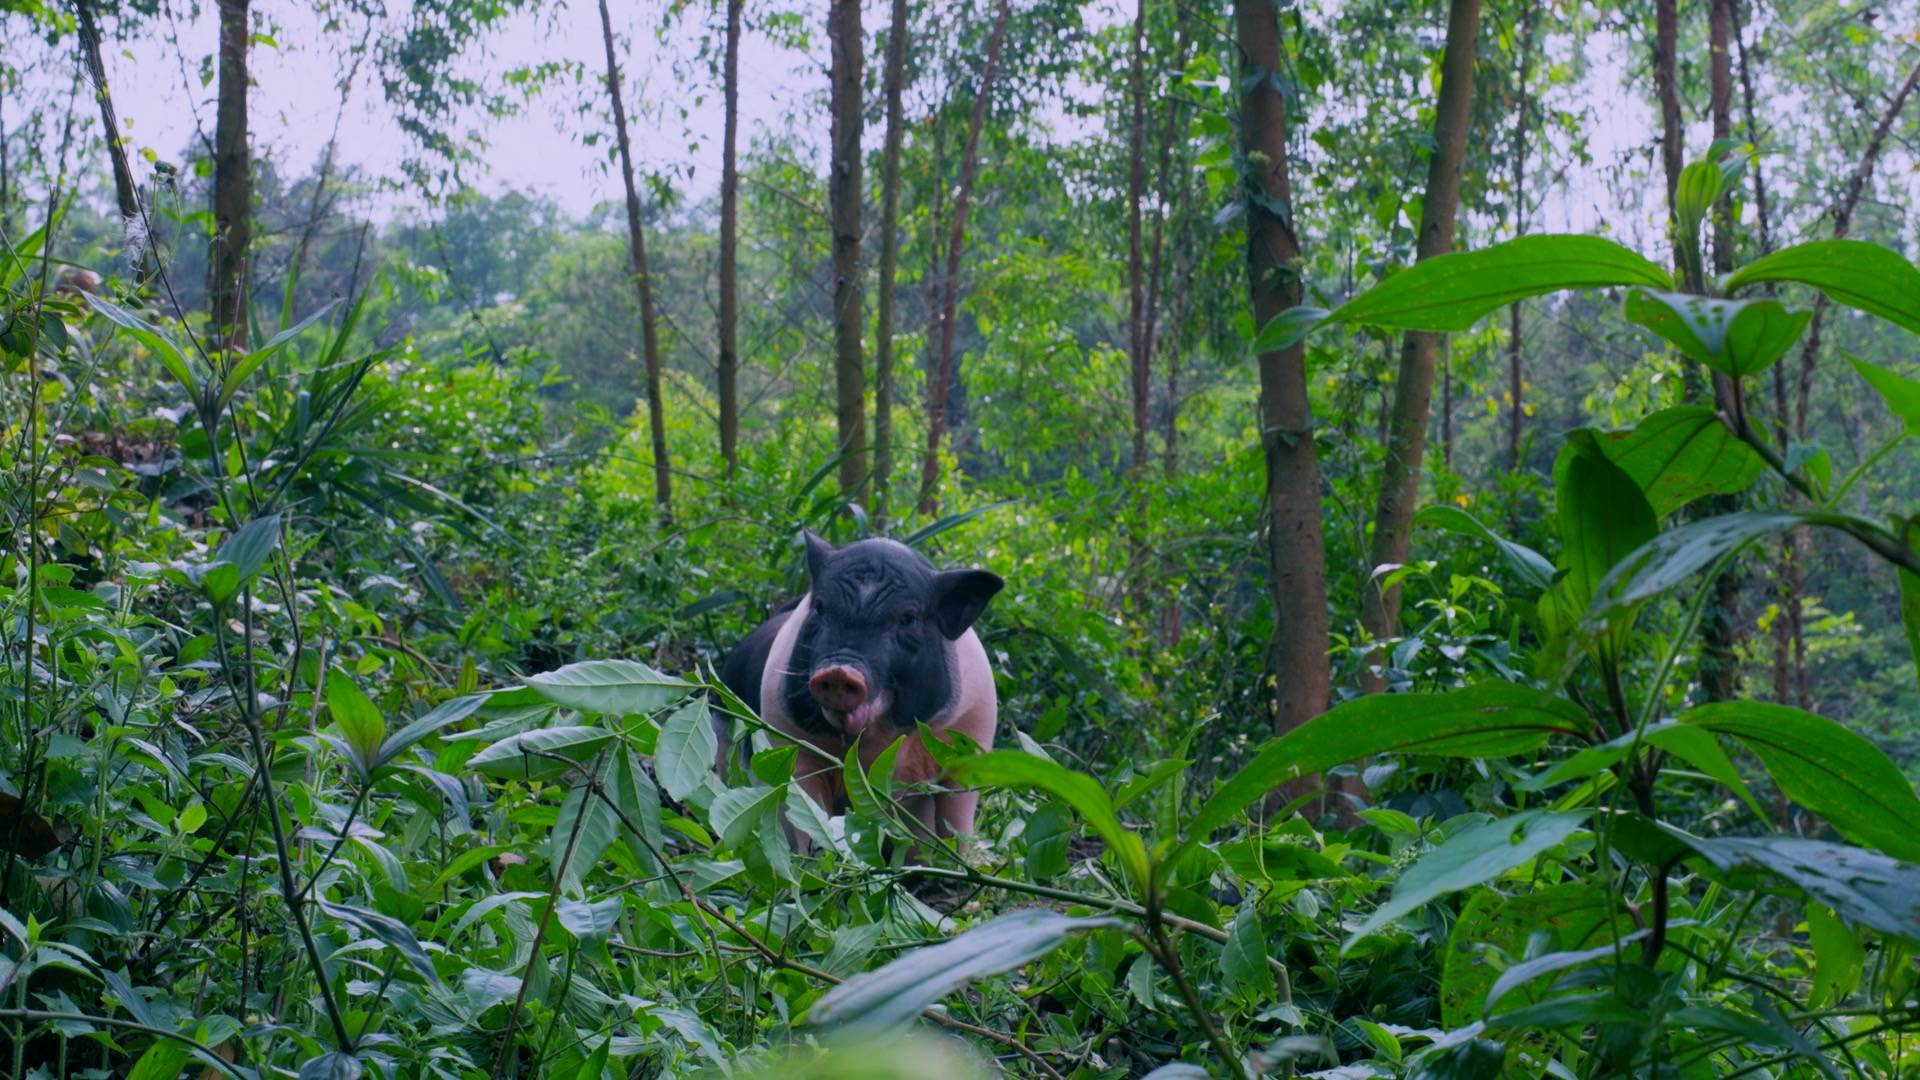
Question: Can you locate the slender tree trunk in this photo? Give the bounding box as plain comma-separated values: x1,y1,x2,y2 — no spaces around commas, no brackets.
828,0,868,508
872,0,909,525
597,0,672,514
1506,1,1534,472
77,0,154,284
1126,0,1150,473
1236,0,1331,742
917,0,1013,515
1698,0,1744,702
209,0,252,349
1654,0,1684,213
718,0,744,478
1356,0,1482,692
1440,353,1453,469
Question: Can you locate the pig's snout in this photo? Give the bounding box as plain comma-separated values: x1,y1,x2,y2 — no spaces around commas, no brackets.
809,665,868,713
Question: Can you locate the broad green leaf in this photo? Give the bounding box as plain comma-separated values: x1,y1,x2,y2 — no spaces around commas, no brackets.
1268,234,1670,348
610,750,665,870
1345,810,1588,951
655,698,718,802
551,766,617,895
556,896,623,949
522,659,692,717
298,1051,364,1080
85,292,198,393
809,908,1123,1030
1633,821,1920,941
1808,903,1865,1007
315,899,441,985
376,694,486,770
1220,904,1275,1002
468,726,613,782
1584,407,1765,517
129,1040,193,1080
1183,683,1590,853
1552,441,1657,646
204,513,283,605
1587,511,1809,625
1515,720,1764,818
1726,238,1920,335
575,1038,612,1080
325,671,385,774
948,751,1148,886
1440,882,1624,1028
216,299,339,412
1850,356,1920,435
1414,505,1556,590
1680,701,1920,862
1481,930,1655,1016
1025,802,1072,882
1623,290,1810,378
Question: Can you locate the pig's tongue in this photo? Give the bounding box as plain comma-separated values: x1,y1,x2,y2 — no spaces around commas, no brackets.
844,699,886,735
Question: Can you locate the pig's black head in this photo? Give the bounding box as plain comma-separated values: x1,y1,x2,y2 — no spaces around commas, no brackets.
782,532,1002,738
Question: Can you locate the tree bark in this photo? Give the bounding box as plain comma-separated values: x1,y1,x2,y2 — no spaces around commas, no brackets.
917,0,1013,516
1126,0,1150,473
1697,0,1744,703
829,0,868,508
1654,0,1684,213
1356,0,1481,692
209,0,252,349
1236,0,1331,743
597,0,672,514
872,0,910,524
718,0,744,478
77,0,154,284
1506,0,1534,472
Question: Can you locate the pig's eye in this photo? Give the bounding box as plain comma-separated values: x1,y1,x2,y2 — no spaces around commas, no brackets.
897,610,919,628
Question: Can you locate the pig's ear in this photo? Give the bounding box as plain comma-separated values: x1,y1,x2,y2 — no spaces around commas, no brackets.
931,569,1004,640
803,530,835,582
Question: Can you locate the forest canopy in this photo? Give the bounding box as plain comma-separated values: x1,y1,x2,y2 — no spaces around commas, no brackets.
5,0,1920,1076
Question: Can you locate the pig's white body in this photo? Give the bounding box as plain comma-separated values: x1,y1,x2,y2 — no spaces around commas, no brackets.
758,591,997,838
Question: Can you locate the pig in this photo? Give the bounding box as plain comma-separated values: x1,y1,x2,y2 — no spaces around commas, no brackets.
718,532,1003,841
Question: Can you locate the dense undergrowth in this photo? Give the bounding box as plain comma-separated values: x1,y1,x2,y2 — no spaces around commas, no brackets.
11,150,1920,1080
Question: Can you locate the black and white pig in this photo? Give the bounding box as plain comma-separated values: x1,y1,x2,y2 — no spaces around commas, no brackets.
719,532,1002,839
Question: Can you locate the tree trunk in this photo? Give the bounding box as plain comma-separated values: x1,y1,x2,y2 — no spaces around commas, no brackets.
1126,0,1150,473
718,0,744,478
1697,0,1744,703
209,0,252,349
872,0,909,525
1654,0,1684,213
917,0,1013,516
1356,0,1482,692
77,0,154,284
1506,1,1534,472
1236,0,1331,743
597,0,672,514
1440,352,1453,469
828,0,868,508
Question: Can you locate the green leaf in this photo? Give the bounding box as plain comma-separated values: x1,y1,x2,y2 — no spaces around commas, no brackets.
376,694,486,770
1726,239,1920,334
1182,683,1590,855
609,750,665,870
1271,234,1670,348
522,659,692,717
1680,701,1920,862
1414,505,1556,590
1586,511,1809,625
551,767,617,895
1345,810,1588,951
1637,822,1920,941
1220,904,1275,1002
325,671,385,775
948,751,1149,886
575,1038,612,1080
216,299,339,412
1515,720,1766,820
1440,883,1623,1027
556,896,623,949
128,1040,192,1080
84,292,198,393
809,908,1123,1031
1808,903,1865,1007
204,513,283,605
315,899,441,985
1251,305,1330,353
1025,802,1072,882
298,1050,364,1080
654,698,718,802
1584,406,1766,517
1901,569,1920,695
1552,441,1658,645
1623,291,1809,378
1850,356,1920,436
468,726,614,782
